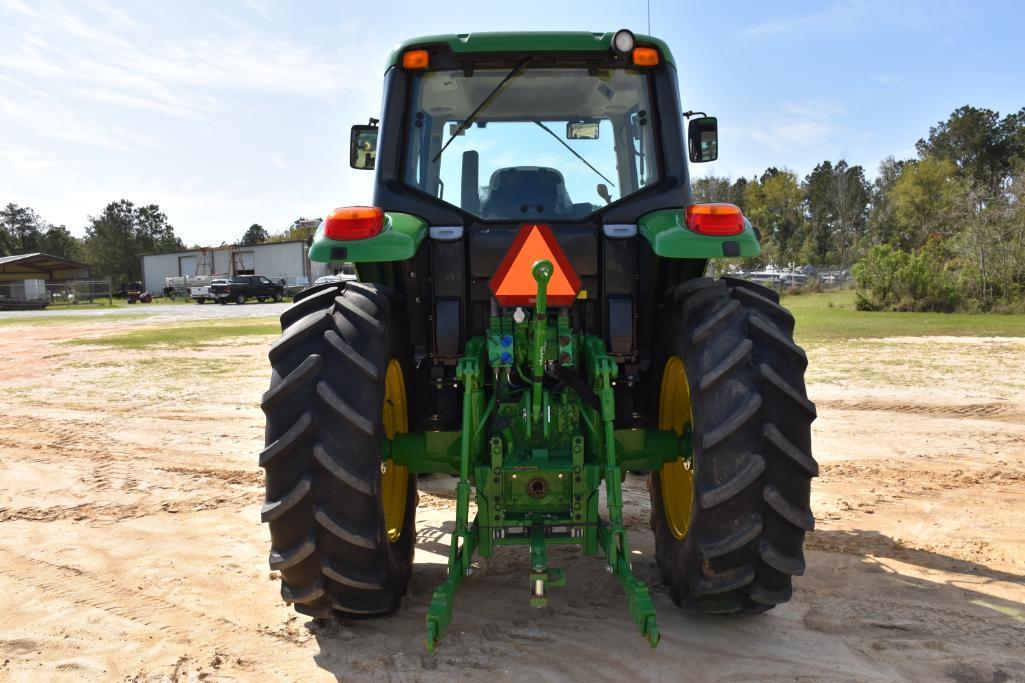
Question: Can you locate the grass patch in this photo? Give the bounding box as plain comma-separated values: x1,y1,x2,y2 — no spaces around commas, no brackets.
138,356,238,374
64,321,279,349
785,290,1025,344
0,311,147,327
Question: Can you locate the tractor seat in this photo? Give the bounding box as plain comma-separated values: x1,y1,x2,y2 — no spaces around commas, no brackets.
480,167,574,219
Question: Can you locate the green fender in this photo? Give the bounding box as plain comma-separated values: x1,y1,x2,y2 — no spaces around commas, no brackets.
308,212,427,263
637,209,761,259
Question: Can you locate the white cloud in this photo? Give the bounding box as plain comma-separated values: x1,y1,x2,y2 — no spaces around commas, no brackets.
0,0,383,128
0,145,61,173
736,100,845,153
741,0,963,38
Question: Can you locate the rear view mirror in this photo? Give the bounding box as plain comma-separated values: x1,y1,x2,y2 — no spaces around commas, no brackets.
687,116,718,163
350,125,378,170
567,120,600,139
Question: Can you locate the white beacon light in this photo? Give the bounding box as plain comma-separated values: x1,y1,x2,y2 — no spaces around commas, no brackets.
612,29,636,55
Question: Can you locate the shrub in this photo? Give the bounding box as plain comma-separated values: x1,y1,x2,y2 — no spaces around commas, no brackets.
853,237,960,311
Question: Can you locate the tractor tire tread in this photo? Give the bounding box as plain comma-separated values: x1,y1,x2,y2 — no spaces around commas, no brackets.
698,515,762,559
758,538,806,576
314,506,380,550
281,285,344,329
650,277,816,616
262,283,416,621
313,443,376,496
316,381,376,437
281,577,325,604
260,355,323,409
698,339,753,392
701,392,761,450
321,559,386,591
324,329,379,380
749,314,808,367
759,364,817,419
258,411,314,468
750,582,793,606
699,453,766,509
690,300,741,344
268,308,332,363
269,532,317,571
764,484,815,531
764,423,819,477
261,475,312,523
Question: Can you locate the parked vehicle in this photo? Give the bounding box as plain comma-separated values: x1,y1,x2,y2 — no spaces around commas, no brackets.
192,277,228,304
126,281,152,304
280,275,312,297
210,275,285,304
313,273,358,286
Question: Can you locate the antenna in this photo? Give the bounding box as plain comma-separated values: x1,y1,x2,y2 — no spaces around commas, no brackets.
647,0,651,34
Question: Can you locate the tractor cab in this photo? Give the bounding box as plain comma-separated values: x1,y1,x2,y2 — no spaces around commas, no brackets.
323,31,749,431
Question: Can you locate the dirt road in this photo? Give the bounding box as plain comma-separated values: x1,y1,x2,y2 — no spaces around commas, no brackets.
1,313,1023,681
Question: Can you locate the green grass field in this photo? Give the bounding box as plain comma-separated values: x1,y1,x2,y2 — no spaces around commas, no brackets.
63,320,280,349
784,289,1025,344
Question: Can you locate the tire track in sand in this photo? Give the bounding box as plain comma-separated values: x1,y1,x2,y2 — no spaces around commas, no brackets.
0,551,294,648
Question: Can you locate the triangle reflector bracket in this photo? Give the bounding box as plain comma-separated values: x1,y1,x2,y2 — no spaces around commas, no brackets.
489,224,582,308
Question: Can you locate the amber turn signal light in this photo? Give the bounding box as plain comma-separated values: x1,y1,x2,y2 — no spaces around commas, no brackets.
632,47,659,66
402,49,430,70
685,203,745,236
324,206,384,241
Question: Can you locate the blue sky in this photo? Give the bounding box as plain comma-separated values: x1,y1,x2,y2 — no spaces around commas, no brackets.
1,0,1023,245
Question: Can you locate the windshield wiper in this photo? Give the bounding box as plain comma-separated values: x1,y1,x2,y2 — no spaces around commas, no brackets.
532,121,615,187
432,56,532,163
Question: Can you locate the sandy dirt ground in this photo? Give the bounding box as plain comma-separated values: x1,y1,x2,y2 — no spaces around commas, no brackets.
1,313,1024,682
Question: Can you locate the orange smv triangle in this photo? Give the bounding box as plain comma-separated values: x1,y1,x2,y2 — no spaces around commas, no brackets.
489,223,581,308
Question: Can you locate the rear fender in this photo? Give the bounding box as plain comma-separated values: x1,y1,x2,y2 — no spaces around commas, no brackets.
638,208,760,260
309,212,427,263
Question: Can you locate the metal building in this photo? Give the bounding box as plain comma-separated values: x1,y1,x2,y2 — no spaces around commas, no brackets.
140,241,312,294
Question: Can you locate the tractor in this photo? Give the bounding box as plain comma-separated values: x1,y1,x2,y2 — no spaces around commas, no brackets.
259,30,816,651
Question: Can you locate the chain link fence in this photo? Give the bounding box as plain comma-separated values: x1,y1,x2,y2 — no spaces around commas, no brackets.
0,279,113,309
714,265,854,292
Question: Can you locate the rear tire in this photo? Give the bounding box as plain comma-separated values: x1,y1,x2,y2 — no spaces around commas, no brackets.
235,293,246,305
649,277,817,613
261,282,417,618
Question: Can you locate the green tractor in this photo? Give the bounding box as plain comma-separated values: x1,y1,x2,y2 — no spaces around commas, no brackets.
260,30,816,651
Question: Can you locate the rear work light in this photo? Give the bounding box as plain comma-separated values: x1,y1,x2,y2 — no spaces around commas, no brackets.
402,49,430,70
612,29,636,55
685,203,745,236
632,47,659,66
324,206,384,240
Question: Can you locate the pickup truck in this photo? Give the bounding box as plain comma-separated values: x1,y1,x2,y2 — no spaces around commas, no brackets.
191,277,228,304
210,275,285,305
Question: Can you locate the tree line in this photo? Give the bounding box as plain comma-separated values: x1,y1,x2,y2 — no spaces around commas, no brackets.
0,201,321,284
695,105,1025,311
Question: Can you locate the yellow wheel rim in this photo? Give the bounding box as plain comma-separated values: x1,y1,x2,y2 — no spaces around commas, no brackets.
381,358,408,543
658,356,695,540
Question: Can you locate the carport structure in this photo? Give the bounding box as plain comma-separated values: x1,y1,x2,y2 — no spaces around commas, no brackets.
0,253,106,309
0,253,92,282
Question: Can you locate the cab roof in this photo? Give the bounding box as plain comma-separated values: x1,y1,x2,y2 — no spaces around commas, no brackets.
386,31,676,71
